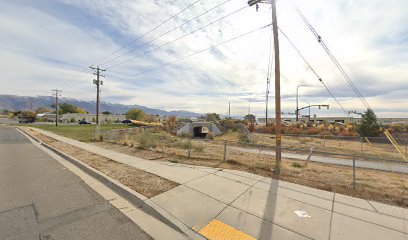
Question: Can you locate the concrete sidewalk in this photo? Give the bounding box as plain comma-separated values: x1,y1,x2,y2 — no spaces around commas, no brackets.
31,128,408,240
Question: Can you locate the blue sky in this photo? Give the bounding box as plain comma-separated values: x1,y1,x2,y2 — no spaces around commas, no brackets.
0,0,407,117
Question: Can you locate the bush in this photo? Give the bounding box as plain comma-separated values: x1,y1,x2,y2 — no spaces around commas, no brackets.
284,126,302,135
126,108,145,121
139,133,158,149
337,130,358,137
194,144,205,152
179,132,192,139
306,127,322,135
207,132,215,140
238,133,251,143
291,162,305,168
95,134,103,142
255,125,275,134
317,130,333,136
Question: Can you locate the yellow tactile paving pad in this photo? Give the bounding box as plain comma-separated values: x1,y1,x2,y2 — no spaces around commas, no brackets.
199,219,256,240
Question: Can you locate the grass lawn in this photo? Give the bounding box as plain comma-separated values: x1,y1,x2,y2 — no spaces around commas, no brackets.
31,124,134,142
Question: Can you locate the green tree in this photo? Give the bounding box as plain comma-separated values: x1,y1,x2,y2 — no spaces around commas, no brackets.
244,114,256,123
76,107,88,114
357,108,381,137
167,115,177,129
206,113,220,122
125,108,145,120
102,111,112,115
35,107,51,114
50,103,88,114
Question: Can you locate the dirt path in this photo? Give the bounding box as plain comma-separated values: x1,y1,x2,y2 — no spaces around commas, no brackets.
25,128,178,198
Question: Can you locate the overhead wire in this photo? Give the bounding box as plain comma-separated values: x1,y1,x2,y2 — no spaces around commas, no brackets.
93,0,202,67
99,0,233,67
105,4,249,70
128,23,273,78
278,28,350,116
51,1,202,92
294,6,371,109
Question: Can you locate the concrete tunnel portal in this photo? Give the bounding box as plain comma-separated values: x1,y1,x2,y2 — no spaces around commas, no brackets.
193,126,208,138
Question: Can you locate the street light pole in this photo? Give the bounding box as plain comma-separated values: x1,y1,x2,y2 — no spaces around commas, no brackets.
296,84,310,122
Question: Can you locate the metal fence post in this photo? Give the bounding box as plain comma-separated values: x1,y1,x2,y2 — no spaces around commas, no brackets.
188,138,191,158
352,155,356,190
305,147,313,167
223,140,227,162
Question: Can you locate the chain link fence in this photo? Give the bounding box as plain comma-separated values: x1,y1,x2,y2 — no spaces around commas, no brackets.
96,127,408,207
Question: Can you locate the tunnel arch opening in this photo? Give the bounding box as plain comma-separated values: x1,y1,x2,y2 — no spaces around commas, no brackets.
193,126,208,138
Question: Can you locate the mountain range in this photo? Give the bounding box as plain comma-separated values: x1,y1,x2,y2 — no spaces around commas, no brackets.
0,95,203,118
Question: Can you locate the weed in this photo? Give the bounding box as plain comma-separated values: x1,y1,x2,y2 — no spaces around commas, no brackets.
139,133,158,149
291,162,305,168
169,159,178,163
194,144,205,152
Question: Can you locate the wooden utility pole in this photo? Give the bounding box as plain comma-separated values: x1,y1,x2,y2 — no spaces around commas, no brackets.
271,0,282,174
52,89,61,126
248,0,282,173
90,66,106,125
228,102,231,119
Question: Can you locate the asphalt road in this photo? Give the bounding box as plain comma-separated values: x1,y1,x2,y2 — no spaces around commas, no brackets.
0,126,152,240
228,145,408,174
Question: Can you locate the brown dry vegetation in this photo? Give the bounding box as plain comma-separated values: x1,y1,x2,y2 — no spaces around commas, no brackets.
25,127,407,207
92,138,408,207
215,132,407,162
25,128,178,198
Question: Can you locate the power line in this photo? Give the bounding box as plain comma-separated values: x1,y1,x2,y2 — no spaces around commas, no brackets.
279,28,350,116
128,23,272,78
95,0,202,66
105,4,249,70
294,6,371,110
99,0,233,67
52,1,201,91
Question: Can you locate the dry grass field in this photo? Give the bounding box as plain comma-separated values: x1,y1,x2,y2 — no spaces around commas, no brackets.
26,126,408,207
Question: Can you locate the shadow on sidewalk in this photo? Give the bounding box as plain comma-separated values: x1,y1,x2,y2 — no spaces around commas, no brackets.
259,173,279,239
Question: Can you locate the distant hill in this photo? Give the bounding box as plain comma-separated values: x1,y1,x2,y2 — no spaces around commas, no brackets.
0,95,203,118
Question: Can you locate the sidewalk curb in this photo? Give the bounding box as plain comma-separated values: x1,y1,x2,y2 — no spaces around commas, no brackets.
20,128,204,240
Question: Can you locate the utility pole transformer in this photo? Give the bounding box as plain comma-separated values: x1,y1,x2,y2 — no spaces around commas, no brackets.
90,66,106,125
51,89,62,126
248,0,282,174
